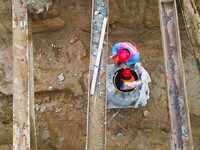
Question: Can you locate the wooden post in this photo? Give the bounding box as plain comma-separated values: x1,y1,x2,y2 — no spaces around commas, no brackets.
12,0,37,149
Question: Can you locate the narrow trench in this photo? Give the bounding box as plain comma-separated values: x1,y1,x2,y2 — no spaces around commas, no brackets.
0,0,199,149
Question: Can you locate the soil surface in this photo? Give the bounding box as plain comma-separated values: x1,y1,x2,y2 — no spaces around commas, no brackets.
0,0,199,150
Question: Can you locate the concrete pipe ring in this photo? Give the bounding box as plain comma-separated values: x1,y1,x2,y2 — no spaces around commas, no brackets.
107,64,142,107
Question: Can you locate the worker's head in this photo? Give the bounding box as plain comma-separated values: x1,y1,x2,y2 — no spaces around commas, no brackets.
118,49,130,63
122,69,132,77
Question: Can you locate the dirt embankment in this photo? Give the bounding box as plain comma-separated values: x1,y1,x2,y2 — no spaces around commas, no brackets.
0,0,199,149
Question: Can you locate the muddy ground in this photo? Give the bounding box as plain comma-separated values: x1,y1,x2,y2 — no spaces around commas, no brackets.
0,0,199,150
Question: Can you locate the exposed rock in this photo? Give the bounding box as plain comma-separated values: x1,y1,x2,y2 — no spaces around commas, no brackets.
143,110,150,118
42,129,50,141
40,0,60,19
26,0,53,14
32,16,66,33
58,73,65,82
73,73,78,77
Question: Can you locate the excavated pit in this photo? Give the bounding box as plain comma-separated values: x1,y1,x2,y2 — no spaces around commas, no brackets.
0,0,199,149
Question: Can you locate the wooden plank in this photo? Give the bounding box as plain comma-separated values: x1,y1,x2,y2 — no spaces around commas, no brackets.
28,16,37,150
158,0,194,149
12,0,37,149
90,17,108,95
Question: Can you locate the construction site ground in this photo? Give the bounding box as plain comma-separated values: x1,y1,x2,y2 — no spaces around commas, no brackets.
0,0,199,149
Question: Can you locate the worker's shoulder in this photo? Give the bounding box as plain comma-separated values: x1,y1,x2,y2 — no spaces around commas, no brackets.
114,42,122,46
113,42,122,49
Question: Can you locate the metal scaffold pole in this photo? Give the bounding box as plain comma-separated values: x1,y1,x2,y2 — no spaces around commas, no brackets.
12,0,37,149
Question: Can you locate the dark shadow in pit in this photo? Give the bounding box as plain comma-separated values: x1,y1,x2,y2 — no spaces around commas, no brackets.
113,68,138,93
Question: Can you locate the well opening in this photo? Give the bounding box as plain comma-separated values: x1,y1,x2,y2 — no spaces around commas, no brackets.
113,68,139,93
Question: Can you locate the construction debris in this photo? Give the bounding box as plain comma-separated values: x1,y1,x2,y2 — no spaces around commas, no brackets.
70,37,79,44
58,73,65,82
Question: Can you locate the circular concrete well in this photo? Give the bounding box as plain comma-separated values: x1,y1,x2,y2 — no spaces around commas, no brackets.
107,64,142,108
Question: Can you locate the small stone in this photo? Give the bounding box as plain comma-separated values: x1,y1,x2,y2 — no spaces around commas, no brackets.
40,106,46,113
73,73,78,77
42,129,50,141
36,106,39,111
51,43,55,47
49,86,53,90
143,110,150,118
92,51,97,56
99,92,104,95
94,10,100,15
69,103,74,107
58,73,65,82
55,107,62,113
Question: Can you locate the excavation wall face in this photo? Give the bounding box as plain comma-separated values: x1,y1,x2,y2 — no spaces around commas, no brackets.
0,0,199,149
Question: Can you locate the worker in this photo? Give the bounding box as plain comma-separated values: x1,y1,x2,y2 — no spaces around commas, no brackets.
111,42,139,66
116,68,136,91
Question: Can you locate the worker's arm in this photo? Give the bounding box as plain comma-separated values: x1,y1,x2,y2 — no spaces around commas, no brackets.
127,53,140,66
112,42,122,56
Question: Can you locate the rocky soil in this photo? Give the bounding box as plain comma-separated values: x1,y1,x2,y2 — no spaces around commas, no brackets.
0,0,199,149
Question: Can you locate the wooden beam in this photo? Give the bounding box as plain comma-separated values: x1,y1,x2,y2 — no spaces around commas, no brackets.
90,17,108,95
28,16,37,150
12,0,37,149
158,0,194,149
